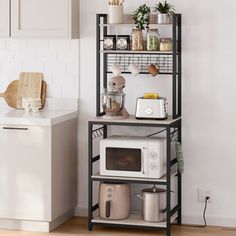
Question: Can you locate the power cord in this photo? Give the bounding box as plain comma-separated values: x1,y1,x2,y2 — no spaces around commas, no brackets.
202,196,210,227
185,196,209,228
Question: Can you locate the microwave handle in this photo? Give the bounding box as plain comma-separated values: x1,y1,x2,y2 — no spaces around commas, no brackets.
141,147,146,174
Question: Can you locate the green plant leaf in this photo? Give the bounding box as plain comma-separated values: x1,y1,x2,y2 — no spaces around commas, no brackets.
132,4,151,30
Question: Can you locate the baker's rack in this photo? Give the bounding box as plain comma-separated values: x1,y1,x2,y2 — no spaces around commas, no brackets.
88,13,182,236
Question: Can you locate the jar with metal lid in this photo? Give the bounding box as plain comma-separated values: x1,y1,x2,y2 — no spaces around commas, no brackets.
146,29,160,51
160,38,172,51
131,29,144,51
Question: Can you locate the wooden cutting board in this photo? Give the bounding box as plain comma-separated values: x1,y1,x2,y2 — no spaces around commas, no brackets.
0,79,47,109
0,80,19,109
17,72,43,108
40,80,47,109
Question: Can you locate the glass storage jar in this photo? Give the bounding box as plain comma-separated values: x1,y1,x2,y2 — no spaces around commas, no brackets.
146,29,160,51
159,38,172,51
131,29,144,51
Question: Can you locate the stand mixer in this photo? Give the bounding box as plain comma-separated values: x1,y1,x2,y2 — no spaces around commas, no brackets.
102,76,129,119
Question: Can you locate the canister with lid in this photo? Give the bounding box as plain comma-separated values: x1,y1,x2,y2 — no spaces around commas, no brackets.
160,38,172,51
146,29,161,51
137,185,166,222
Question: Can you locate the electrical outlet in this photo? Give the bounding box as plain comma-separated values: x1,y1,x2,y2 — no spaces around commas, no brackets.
198,188,213,203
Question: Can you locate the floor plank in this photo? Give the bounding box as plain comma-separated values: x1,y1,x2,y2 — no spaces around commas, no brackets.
0,217,235,236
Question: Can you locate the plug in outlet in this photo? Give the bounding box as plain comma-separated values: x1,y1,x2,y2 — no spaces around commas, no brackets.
198,188,212,203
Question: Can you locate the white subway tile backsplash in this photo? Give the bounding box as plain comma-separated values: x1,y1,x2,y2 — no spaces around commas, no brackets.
22,62,44,72
48,39,71,50
45,62,66,75
5,39,27,50
46,82,62,98
0,39,79,98
0,40,6,49
36,50,57,62
1,62,22,74
27,39,49,49
61,85,77,98
0,76,10,91
0,50,14,62
14,50,36,62
57,50,77,63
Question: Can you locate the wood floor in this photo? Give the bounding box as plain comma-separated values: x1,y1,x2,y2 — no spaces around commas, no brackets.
0,217,235,236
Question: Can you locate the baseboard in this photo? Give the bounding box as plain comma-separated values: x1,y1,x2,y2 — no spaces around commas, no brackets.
182,215,236,228
49,209,74,231
74,206,87,217
0,209,74,232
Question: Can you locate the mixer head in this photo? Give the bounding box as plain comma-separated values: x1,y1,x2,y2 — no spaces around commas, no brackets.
108,76,126,91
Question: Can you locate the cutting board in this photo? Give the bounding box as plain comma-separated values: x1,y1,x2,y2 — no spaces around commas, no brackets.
17,72,43,108
40,80,47,109
0,80,19,109
0,79,47,109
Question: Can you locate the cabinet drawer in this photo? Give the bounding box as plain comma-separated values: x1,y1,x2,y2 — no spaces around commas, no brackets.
0,125,52,221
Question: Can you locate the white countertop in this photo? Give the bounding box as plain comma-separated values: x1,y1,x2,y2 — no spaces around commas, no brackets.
0,108,78,126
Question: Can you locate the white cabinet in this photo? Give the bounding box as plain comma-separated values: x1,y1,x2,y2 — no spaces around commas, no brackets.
0,118,77,231
0,125,51,220
1,0,79,38
0,0,10,37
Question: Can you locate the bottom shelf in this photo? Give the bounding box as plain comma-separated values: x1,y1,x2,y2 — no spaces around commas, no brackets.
92,212,178,228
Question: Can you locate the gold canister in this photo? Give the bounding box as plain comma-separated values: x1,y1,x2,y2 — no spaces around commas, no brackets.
131,29,144,51
160,38,172,51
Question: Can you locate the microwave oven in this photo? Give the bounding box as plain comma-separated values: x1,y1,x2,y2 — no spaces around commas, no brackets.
100,136,170,179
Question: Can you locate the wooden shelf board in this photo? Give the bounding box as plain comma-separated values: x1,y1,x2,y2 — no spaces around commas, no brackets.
89,115,181,126
100,23,172,27
92,212,178,228
92,169,177,183
100,50,173,54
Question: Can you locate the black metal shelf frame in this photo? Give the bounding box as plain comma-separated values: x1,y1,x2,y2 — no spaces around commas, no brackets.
96,13,182,119
88,119,182,236
91,13,182,236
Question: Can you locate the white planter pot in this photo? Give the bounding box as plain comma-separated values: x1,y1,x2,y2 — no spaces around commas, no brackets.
108,5,123,24
157,14,172,24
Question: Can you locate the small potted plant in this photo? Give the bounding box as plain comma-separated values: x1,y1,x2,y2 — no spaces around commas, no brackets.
154,0,175,24
132,4,151,51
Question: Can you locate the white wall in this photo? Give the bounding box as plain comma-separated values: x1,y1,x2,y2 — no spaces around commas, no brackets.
0,39,79,98
78,0,236,227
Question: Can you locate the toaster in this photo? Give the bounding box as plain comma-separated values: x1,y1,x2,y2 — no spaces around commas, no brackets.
135,97,168,119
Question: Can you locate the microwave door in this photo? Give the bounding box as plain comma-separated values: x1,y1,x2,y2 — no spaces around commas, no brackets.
105,147,147,177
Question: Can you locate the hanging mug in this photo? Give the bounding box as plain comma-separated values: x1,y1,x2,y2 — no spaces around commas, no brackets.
147,64,159,77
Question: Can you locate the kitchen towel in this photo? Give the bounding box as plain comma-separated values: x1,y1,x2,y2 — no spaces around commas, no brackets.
175,142,184,174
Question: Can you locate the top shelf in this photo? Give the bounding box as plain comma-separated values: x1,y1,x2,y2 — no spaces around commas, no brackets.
100,23,171,27
99,14,180,27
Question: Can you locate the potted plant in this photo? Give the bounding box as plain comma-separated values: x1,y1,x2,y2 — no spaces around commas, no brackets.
154,0,175,24
132,4,151,51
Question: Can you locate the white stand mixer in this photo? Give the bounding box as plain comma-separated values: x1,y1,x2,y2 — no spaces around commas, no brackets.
102,76,129,119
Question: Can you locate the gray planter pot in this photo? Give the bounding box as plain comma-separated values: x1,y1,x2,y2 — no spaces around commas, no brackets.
157,14,172,24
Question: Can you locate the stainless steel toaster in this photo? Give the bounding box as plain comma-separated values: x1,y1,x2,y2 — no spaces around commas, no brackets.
135,97,168,119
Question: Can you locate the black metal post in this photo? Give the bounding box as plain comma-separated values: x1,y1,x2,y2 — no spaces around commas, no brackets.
177,14,182,118
166,126,171,236
103,125,107,139
96,14,101,116
177,120,182,225
103,16,108,93
88,122,93,230
172,14,177,119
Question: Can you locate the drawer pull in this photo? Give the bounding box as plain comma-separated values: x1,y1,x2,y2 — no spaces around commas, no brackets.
2,127,28,131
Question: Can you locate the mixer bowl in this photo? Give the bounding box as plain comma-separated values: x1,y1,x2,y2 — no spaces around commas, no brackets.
102,92,125,116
